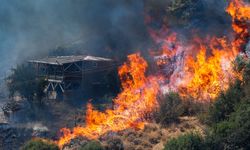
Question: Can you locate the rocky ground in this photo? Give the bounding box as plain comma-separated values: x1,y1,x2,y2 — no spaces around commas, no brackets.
63,116,206,150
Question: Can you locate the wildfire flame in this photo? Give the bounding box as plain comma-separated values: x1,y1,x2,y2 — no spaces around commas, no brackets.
178,37,240,100
57,54,161,148
150,0,250,101
227,0,250,53
56,0,250,148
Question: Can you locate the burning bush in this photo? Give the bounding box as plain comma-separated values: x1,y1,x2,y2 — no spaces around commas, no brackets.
207,80,243,124
200,58,250,149
21,138,59,150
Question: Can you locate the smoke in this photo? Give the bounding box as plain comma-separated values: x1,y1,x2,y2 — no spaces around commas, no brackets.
145,0,231,38
0,0,150,79
0,0,233,79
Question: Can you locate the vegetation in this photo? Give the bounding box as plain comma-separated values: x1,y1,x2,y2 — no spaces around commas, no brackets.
154,92,206,125
205,101,250,150
21,138,59,150
207,79,243,124
6,64,47,104
154,93,184,125
80,141,104,150
106,138,124,150
163,57,250,150
164,133,203,150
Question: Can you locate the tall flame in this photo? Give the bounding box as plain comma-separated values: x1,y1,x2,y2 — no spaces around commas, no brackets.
149,0,250,101
178,38,240,100
226,0,250,53
57,54,161,148
56,0,250,148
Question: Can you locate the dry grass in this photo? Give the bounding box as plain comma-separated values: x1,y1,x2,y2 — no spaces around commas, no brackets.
98,116,206,150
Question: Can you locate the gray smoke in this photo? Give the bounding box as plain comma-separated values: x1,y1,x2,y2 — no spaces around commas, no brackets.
0,0,232,79
0,0,150,79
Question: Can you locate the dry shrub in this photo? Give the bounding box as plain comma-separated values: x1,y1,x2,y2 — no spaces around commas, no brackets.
154,93,184,125
105,137,124,150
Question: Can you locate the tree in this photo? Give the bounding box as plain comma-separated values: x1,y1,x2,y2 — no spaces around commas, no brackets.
6,64,47,103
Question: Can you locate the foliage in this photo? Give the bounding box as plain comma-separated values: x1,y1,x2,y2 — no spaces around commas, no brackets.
167,0,203,27
80,141,104,150
181,99,207,116
154,93,184,125
164,57,250,150
205,100,250,150
164,133,203,150
21,138,59,150
202,58,250,150
6,64,47,103
207,80,243,124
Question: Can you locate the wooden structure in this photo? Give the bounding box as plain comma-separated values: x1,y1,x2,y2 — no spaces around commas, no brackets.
29,55,119,99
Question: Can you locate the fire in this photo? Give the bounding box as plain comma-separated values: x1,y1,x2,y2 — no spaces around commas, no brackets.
57,54,161,148
56,0,250,148
227,0,250,22
227,0,250,53
148,0,250,101
178,38,239,100
155,36,240,101
177,0,250,100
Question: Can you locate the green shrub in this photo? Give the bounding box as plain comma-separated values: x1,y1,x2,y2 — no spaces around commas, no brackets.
21,138,59,150
207,80,243,124
181,99,208,116
202,59,250,150
164,133,203,150
154,93,184,125
80,141,104,150
205,101,250,150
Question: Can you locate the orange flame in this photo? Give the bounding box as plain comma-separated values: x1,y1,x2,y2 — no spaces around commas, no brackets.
57,54,161,148
177,0,250,100
56,0,250,148
227,0,250,53
150,0,250,101
178,37,240,100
